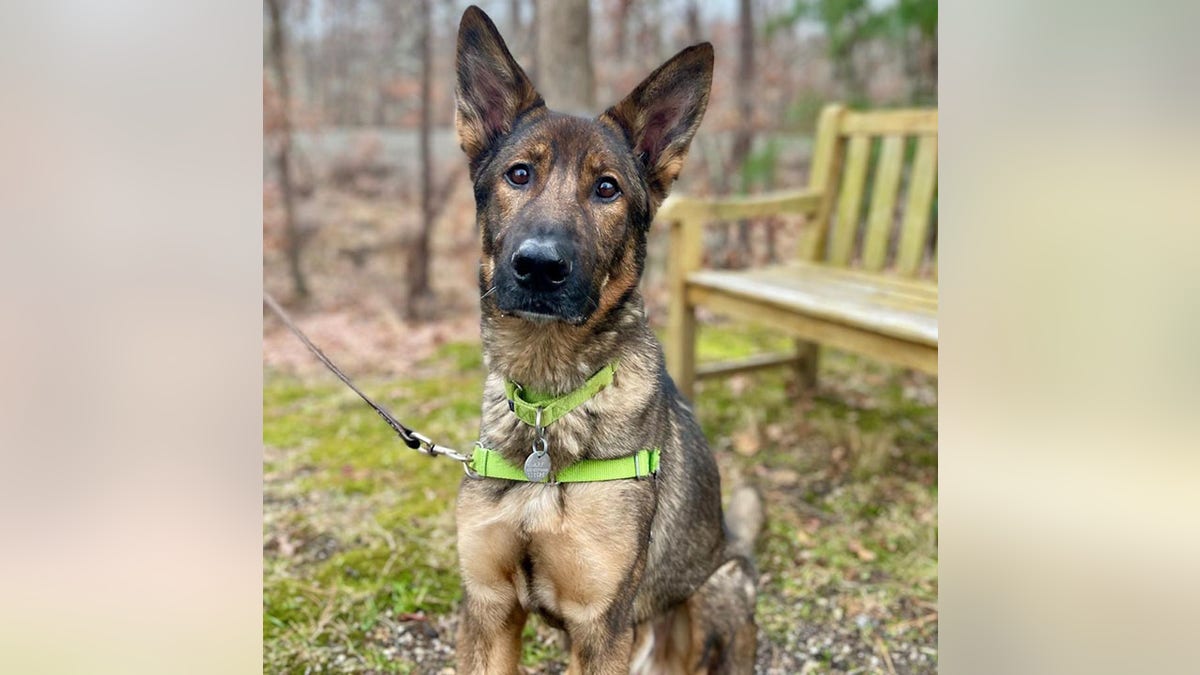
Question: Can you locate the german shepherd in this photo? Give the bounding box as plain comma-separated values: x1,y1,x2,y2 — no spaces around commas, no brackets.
453,7,762,673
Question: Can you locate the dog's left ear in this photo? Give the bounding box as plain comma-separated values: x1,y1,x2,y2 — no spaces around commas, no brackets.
601,43,714,207
455,6,543,175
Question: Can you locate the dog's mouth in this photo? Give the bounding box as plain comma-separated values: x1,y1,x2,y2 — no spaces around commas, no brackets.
509,309,581,324
499,303,590,326
493,288,594,326
488,259,594,325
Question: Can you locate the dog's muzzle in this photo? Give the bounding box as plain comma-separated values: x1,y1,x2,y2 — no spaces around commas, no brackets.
493,232,593,324
511,237,572,292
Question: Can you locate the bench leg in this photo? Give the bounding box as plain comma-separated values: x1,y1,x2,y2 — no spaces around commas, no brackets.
793,339,819,390
665,216,702,403
667,301,698,402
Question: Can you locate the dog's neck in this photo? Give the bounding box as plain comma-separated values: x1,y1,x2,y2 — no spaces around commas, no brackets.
481,293,650,394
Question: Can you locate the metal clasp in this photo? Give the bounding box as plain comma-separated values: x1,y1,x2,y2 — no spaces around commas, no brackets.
463,441,484,479
532,407,549,456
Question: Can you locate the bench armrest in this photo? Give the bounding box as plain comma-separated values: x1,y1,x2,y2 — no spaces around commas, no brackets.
656,188,823,225
659,188,824,292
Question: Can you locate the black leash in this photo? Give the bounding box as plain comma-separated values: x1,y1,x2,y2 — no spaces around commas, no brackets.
263,292,471,464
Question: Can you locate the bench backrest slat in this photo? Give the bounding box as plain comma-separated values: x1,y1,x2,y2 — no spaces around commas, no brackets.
801,105,938,279
896,135,938,275
797,104,847,262
862,135,906,271
829,135,872,265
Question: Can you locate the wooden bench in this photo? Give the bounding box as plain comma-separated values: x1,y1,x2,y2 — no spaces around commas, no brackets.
659,104,938,400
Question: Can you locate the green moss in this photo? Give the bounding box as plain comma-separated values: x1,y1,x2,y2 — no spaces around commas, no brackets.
424,340,485,372
363,650,413,674
263,577,324,641
695,321,793,361
264,344,483,497
381,570,460,616
521,617,567,666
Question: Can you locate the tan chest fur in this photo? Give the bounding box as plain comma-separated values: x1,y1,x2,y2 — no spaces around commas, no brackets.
457,480,650,629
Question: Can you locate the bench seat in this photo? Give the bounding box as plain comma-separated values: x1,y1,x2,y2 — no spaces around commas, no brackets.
686,262,938,375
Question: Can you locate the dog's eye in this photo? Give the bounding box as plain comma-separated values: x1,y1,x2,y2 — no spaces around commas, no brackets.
505,164,532,187
595,177,620,201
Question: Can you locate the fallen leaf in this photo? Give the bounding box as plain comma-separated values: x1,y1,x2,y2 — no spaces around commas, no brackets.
275,533,297,557
733,430,761,456
848,539,877,562
768,467,801,486
764,423,786,442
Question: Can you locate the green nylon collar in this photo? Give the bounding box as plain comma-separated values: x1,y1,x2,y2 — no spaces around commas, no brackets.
471,446,659,483
503,362,618,428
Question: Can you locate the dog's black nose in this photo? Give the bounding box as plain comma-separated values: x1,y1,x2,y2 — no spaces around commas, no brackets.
511,238,571,290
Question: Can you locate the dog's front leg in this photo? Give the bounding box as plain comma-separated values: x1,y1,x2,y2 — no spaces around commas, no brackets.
455,586,527,675
456,485,529,675
564,615,635,675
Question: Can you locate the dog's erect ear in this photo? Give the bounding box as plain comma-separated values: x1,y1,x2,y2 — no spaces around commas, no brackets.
455,6,543,172
601,43,713,205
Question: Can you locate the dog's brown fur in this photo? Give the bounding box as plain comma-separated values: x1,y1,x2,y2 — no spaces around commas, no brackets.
452,7,761,674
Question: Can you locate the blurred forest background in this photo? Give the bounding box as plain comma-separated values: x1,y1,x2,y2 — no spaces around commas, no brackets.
264,2,937,672
264,0,936,366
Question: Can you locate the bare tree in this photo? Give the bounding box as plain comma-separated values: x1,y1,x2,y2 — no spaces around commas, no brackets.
615,0,635,56
406,0,435,317
731,0,755,171
503,0,534,73
685,0,702,45
266,0,309,299
374,0,406,126
510,0,521,29
535,0,594,111
729,0,756,264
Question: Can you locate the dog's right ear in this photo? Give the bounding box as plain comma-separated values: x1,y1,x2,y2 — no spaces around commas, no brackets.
455,6,543,173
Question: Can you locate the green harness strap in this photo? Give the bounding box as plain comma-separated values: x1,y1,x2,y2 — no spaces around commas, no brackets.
503,362,617,428
481,361,658,483
471,446,660,483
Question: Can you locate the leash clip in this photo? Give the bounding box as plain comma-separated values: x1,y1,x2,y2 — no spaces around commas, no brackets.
463,441,483,479
524,410,553,482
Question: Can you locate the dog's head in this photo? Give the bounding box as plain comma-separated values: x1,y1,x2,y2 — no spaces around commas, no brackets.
456,6,712,326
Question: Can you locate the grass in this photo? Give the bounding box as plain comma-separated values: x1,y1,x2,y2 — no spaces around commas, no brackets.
264,321,937,673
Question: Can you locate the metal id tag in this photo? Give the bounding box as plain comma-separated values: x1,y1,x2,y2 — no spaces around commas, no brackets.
523,450,551,482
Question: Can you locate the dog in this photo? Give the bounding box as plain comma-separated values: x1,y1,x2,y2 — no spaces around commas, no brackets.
452,7,762,674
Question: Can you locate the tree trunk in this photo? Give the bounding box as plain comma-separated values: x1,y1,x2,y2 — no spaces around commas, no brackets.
535,0,594,112
615,0,634,56
266,0,309,299
407,0,434,318
507,0,532,66
509,0,523,36
528,0,539,82
685,0,702,44
729,0,756,265
923,31,937,103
